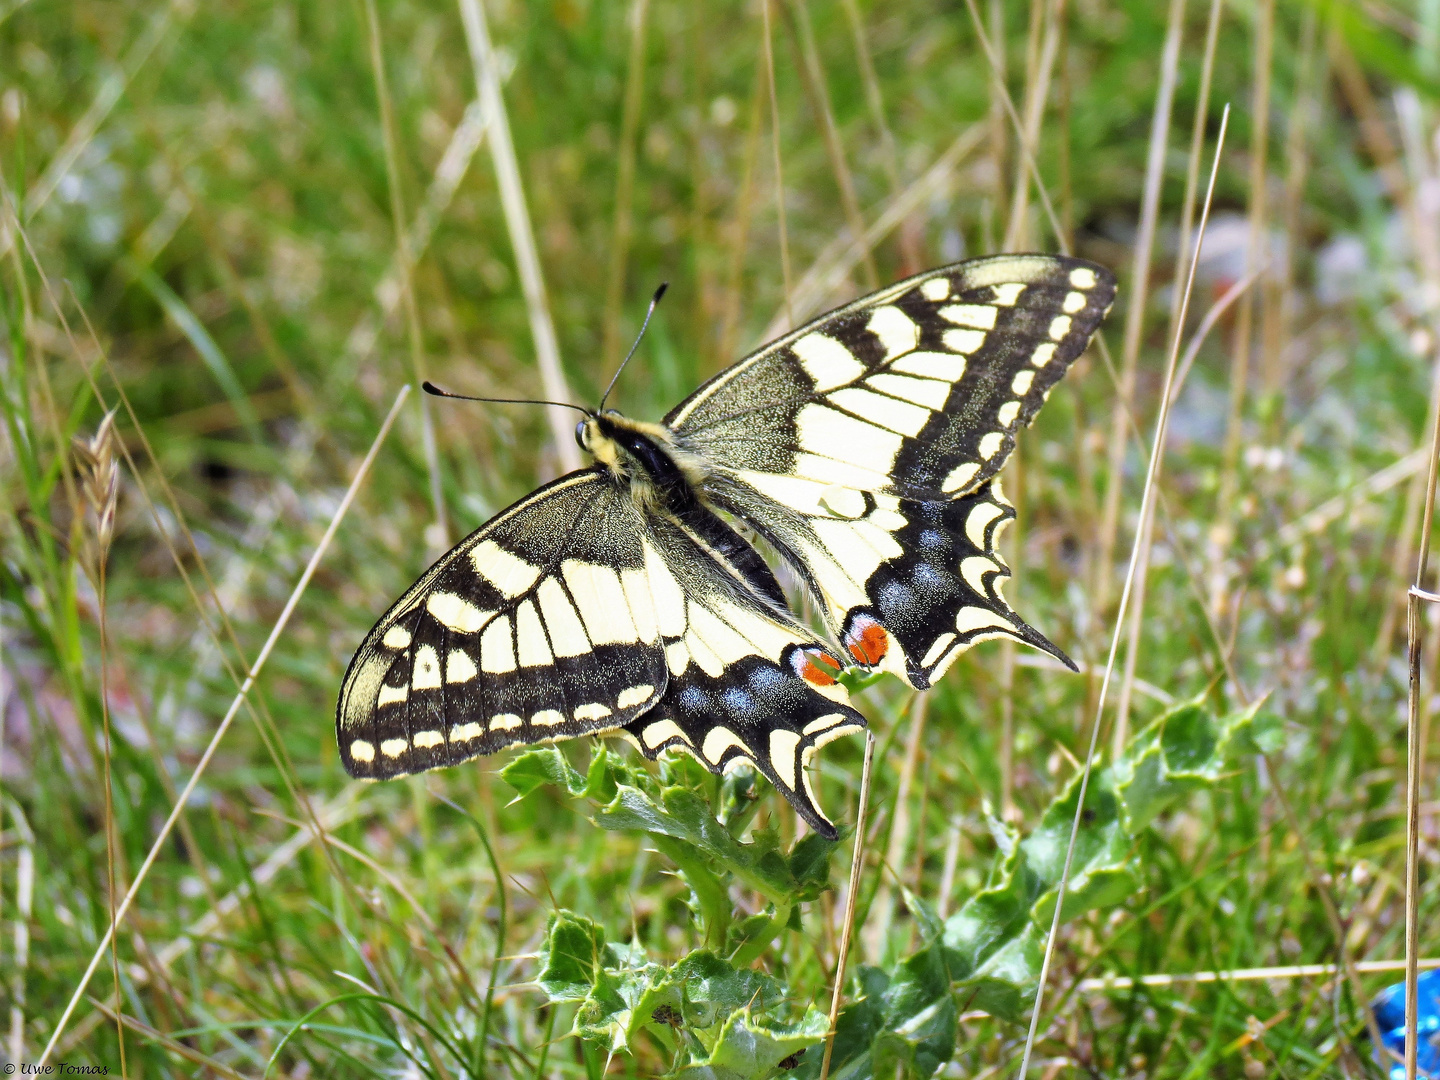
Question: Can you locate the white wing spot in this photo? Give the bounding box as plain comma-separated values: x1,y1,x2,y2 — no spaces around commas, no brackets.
380,738,408,758
1070,267,1097,288
411,645,442,690
350,739,375,762
942,462,980,494
574,702,612,722
413,730,443,749
620,568,659,644
480,614,516,674
769,730,801,789
921,633,957,668
819,485,867,519
1048,315,1072,340
643,541,688,638
892,351,967,382
979,432,1005,460
997,401,1021,428
470,540,541,598
960,555,999,594
803,714,845,735
377,683,408,707
445,649,478,684
828,387,931,437
702,726,746,765
537,577,590,657
943,328,987,354
563,561,637,645
1031,342,1057,367
642,718,689,748
957,606,1010,633
793,332,865,392
514,601,553,668
868,305,919,360
797,404,905,471
531,709,566,727
1011,370,1035,395
868,372,951,409
940,304,997,330
991,282,1026,305
426,592,489,633
450,722,483,743
382,626,412,650
966,501,1005,547
1063,290,1087,313
665,640,691,675
491,713,522,731
618,683,656,709
920,277,950,301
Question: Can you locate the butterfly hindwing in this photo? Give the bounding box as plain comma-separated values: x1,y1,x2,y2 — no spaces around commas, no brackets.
620,513,866,838
337,470,668,778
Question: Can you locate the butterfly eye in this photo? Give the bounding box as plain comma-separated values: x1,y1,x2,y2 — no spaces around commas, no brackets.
575,421,588,451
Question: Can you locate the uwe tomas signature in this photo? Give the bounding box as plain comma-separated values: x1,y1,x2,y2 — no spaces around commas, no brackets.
6,1066,110,1075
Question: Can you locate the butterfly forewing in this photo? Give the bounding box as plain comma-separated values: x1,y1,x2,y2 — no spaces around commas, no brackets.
670,255,1114,687
669,255,1115,499
337,470,668,778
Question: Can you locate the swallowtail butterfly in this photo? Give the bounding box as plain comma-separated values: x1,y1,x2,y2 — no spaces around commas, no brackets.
337,255,1115,837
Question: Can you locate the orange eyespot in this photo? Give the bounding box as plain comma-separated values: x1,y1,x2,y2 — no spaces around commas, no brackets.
844,614,889,666
791,647,841,687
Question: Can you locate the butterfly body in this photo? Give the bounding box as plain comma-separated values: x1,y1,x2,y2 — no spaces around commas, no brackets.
338,255,1116,837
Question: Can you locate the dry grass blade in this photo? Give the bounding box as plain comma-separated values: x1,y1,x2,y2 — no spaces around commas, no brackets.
1016,105,1230,1078
781,0,875,290
820,730,877,1080
761,0,793,331
36,386,411,1065
600,0,651,374
456,0,579,472
1078,957,1440,993
761,123,985,340
363,0,448,549
1097,0,1184,620
1402,420,1440,1080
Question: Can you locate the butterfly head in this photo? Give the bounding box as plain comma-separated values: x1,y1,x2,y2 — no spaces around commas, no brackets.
574,412,622,472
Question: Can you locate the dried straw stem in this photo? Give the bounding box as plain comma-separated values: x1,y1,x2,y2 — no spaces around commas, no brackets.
37,387,410,1065
456,0,580,472
820,730,877,1080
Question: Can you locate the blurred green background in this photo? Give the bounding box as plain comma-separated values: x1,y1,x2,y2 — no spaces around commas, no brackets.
3,0,1440,1074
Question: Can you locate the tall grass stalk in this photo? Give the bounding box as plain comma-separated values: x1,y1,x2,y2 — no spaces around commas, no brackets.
1018,104,1229,1078
38,386,410,1064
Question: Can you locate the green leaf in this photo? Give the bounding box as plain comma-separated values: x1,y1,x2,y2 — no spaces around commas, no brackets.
536,911,609,1003
679,1007,828,1080
500,747,589,802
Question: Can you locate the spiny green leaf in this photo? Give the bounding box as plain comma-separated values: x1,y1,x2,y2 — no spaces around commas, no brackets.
499,746,589,802
535,911,609,1002
678,1007,828,1080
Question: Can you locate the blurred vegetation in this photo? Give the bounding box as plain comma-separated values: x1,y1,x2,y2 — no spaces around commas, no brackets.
3,0,1440,1075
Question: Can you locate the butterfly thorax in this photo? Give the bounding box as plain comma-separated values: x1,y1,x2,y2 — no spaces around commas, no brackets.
576,411,787,611
576,412,706,511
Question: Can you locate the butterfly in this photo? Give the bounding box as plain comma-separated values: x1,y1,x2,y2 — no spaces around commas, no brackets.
336,255,1116,838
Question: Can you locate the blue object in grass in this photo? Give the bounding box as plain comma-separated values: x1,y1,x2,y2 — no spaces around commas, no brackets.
1372,969,1440,1078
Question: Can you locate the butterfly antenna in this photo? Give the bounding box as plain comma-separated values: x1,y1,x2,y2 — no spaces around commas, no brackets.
422,381,591,415
599,282,668,412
